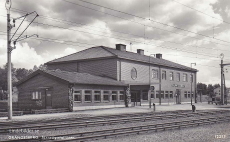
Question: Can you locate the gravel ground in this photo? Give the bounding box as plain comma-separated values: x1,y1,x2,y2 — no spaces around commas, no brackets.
98,122,230,142
1,113,230,141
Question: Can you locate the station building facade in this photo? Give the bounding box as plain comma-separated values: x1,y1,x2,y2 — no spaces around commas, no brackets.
16,44,198,111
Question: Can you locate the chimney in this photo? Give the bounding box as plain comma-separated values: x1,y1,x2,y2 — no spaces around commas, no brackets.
156,53,162,59
116,44,126,51
137,49,144,55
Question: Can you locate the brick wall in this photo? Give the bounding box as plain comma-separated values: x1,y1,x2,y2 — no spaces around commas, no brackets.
17,74,69,110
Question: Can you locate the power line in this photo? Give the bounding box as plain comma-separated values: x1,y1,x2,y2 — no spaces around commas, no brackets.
70,0,230,44
2,31,230,62
0,33,224,69
1,12,229,59
172,0,230,25
2,6,230,49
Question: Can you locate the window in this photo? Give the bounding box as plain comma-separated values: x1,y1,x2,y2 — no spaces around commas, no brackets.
142,90,148,100
119,91,124,101
151,90,155,98
184,91,187,98
169,91,173,98
165,91,169,99
74,90,81,102
152,69,158,79
84,90,91,102
161,91,164,99
112,91,117,101
188,91,190,98
176,73,180,82
169,72,174,81
32,91,41,100
162,70,166,80
191,92,194,98
156,91,159,98
94,91,101,102
190,74,193,82
131,68,137,80
103,91,109,101
183,73,188,82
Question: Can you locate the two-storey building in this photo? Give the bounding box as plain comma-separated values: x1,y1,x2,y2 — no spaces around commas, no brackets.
16,44,198,111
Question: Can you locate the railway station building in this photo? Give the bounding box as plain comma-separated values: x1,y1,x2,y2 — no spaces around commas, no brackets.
16,44,198,111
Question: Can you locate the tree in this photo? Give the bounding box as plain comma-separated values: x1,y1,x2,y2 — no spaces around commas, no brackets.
213,84,220,89
197,82,207,95
39,64,47,70
15,68,31,81
33,65,39,71
207,84,214,98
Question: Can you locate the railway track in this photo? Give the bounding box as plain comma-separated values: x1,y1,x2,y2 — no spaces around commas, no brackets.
0,110,228,134
4,113,230,142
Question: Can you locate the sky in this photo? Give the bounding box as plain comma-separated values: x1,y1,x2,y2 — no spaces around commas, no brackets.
0,0,229,86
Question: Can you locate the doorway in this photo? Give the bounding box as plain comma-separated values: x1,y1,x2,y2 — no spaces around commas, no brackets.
175,89,181,104
45,90,52,109
131,91,141,106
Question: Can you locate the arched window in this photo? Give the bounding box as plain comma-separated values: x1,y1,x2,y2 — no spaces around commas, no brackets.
131,68,137,80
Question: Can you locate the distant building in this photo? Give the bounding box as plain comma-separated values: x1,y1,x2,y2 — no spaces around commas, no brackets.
16,44,198,111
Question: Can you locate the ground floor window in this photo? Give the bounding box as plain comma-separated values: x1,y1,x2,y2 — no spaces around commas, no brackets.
151,91,155,98
112,91,117,101
94,91,101,102
165,91,169,99
74,90,81,102
84,90,92,102
103,91,109,101
32,91,41,100
184,91,187,98
161,91,164,99
169,91,173,98
119,91,124,101
156,91,159,98
142,90,148,100
188,91,191,98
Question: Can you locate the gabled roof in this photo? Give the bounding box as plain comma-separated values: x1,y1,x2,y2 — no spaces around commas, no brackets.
46,46,197,72
47,46,116,64
16,69,127,87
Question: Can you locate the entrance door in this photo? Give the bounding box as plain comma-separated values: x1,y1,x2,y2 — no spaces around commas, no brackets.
45,90,52,109
131,91,141,106
175,89,181,104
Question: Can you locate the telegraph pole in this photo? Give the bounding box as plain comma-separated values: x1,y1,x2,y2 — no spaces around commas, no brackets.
220,53,230,105
6,0,13,120
5,0,38,120
190,63,196,105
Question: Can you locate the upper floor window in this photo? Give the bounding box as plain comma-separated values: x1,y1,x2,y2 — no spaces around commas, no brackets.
183,73,188,82
152,69,158,79
190,74,193,82
176,73,180,82
169,72,174,81
162,70,166,80
131,68,137,80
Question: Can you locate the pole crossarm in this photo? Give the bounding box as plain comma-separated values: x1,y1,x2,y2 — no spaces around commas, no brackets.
13,11,38,20
222,63,230,66
14,14,39,43
14,34,38,43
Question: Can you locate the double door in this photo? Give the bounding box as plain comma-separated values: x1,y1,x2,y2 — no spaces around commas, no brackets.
131,91,141,106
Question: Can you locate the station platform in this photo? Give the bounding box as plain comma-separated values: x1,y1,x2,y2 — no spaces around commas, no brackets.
0,102,229,122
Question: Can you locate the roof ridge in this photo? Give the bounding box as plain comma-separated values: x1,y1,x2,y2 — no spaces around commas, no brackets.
100,46,118,57
46,46,102,64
